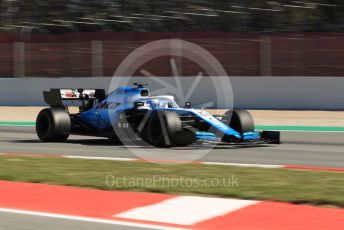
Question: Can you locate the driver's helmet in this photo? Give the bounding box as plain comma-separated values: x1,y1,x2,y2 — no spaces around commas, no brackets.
145,99,160,109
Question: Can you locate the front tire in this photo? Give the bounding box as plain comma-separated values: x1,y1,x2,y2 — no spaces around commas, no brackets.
223,109,255,134
146,110,182,148
36,107,71,142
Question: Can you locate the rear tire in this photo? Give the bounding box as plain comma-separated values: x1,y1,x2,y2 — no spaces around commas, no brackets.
146,110,182,147
36,107,71,142
224,109,254,134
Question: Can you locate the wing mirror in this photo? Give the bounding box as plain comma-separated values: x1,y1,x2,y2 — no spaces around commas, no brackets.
185,102,191,108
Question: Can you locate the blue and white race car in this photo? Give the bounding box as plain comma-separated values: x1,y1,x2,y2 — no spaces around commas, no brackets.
36,83,280,147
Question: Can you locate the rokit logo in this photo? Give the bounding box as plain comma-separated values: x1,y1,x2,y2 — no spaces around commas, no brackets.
95,101,121,110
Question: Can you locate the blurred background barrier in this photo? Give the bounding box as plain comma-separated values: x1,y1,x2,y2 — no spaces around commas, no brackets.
0,0,344,77
1,32,344,77
1,76,343,109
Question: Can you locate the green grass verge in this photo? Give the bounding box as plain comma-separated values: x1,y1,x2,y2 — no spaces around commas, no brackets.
1,155,344,207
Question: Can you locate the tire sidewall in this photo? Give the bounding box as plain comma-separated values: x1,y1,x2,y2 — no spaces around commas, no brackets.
36,107,71,142
146,110,182,147
36,108,54,141
225,109,255,134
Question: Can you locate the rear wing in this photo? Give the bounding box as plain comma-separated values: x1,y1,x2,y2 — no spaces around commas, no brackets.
43,88,106,107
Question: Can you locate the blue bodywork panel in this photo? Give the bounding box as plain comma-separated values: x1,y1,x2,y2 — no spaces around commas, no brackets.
78,86,261,142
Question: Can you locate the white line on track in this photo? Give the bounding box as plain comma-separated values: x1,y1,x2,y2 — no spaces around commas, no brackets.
64,156,137,161
202,161,283,168
274,146,344,153
0,153,286,168
62,155,284,168
0,208,186,230
0,153,284,169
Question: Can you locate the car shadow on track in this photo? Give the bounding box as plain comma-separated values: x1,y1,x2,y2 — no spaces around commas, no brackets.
11,139,123,146
11,139,272,150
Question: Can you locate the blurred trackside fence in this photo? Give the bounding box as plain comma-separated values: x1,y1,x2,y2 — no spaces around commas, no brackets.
1,32,344,77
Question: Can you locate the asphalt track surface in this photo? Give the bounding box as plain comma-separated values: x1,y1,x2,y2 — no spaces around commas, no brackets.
1,126,344,168
0,126,344,230
0,212,156,230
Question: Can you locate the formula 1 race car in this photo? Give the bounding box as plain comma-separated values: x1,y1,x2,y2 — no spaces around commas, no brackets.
36,83,280,147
